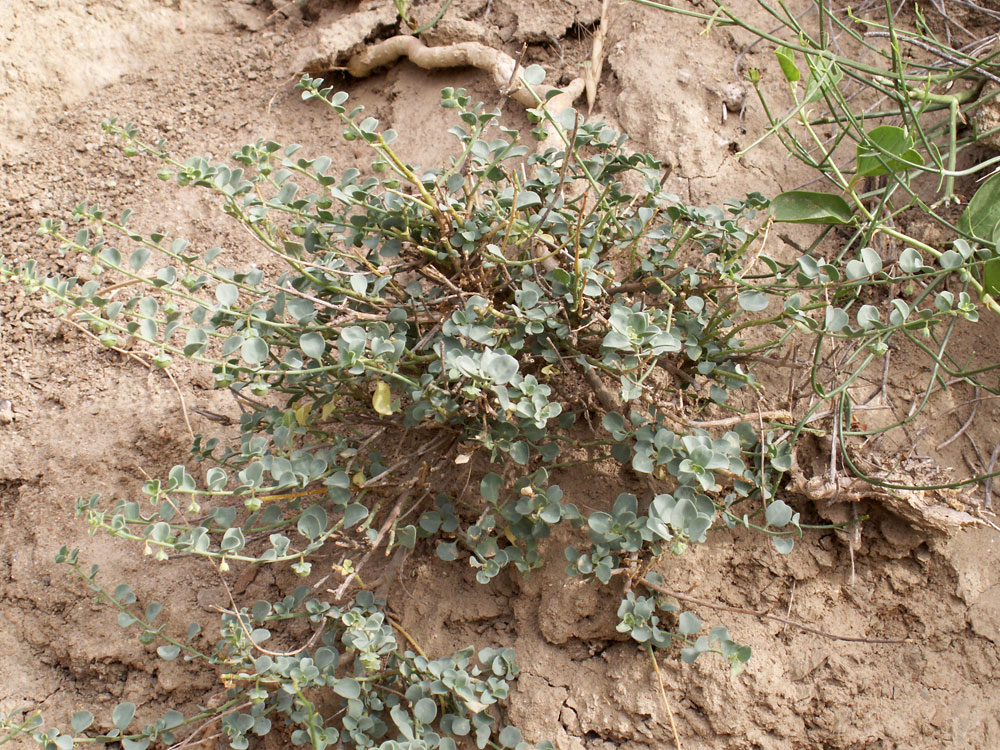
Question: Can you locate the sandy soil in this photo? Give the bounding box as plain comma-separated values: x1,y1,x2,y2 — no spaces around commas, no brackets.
3,1,1000,749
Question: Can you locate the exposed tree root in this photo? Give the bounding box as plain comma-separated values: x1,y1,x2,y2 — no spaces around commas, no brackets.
344,35,576,109
788,455,979,534
336,33,587,159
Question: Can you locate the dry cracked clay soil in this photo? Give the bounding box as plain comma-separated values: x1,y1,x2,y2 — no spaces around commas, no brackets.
3,1,1000,749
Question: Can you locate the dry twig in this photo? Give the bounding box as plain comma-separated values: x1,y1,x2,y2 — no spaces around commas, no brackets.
642,579,913,645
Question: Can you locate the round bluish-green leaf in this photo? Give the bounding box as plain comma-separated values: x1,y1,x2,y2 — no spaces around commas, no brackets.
481,473,502,504
252,601,272,622
157,645,181,661
859,247,882,275
216,283,239,307
602,412,626,437
206,467,227,491
350,274,368,296
771,191,854,225
521,64,546,86
678,611,701,636
481,350,519,384
161,710,184,730
222,334,244,357
772,536,795,554
344,503,369,528
738,291,769,312
287,298,314,321
129,247,151,271
118,611,138,628
898,248,924,274
686,514,713,542
939,250,963,269
221,527,246,553
184,327,208,356
510,441,530,465
299,332,326,359
498,726,523,749
112,702,136,732
589,512,613,535
515,191,542,210
334,678,361,699
241,337,269,366
856,305,880,330
764,499,793,527
888,299,910,326
71,711,95,734
396,524,417,548
824,306,849,332
632,452,654,474
297,506,328,540
413,698,437,724
846,246,883,278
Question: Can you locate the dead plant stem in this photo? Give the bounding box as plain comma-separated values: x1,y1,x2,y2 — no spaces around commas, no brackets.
642,579,913,645
647,645,682,750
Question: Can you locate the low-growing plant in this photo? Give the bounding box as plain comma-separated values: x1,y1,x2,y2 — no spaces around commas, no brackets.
0,712,43,749
634,0,1000,497
4,31,999,747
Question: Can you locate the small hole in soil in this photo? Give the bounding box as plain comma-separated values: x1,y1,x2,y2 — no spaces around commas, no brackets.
568,18,601,42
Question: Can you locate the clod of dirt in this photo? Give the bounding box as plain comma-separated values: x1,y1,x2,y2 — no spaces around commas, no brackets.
294,0,399,73
421,18,489,47
720,81,746,112
537,576,628,645
969,585,1000,644
226,0,269,32
505,0,602,43
878,513,926,553
975,85,1000,151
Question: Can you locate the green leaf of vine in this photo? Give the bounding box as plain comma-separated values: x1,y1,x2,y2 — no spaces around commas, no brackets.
770,191,854,225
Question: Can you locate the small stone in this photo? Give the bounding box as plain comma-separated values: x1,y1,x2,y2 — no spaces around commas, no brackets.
722,82,746,112
0,399,15,425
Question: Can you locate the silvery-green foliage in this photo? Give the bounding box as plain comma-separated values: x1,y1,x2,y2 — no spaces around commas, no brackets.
10,73,988,750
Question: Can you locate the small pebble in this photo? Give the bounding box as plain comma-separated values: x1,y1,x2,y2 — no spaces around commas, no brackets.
0,399,15,425
722,82,746,112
